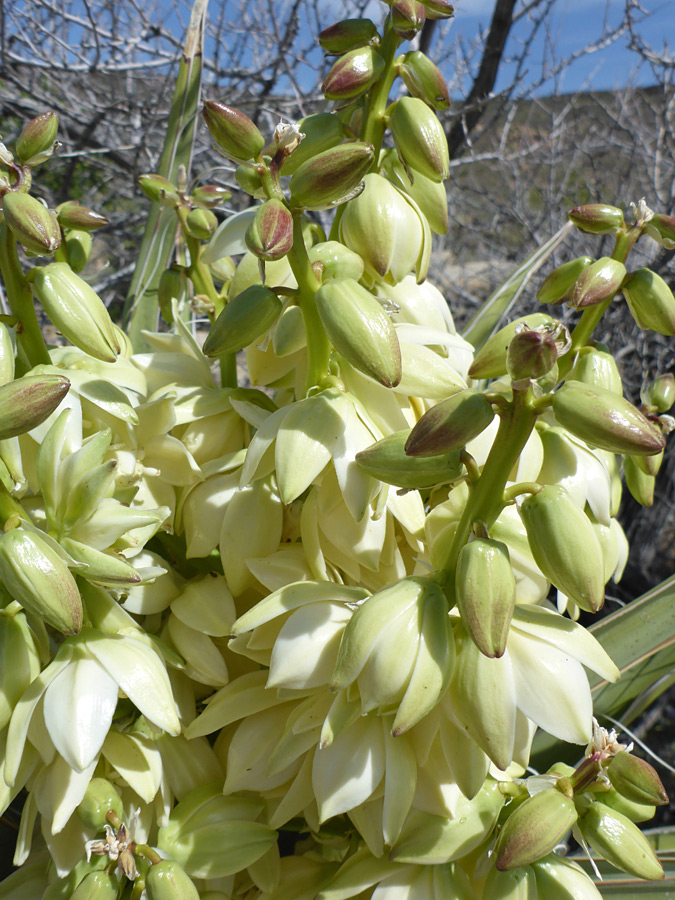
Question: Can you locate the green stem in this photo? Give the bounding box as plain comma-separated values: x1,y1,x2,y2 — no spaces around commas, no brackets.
360,23,402,163
0,223,51,368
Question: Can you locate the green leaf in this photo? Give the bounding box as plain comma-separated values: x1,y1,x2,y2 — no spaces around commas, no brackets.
123,0,207,350
461,221,573,351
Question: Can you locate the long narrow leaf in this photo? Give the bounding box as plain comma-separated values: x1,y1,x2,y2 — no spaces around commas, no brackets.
123,0,207,350
461,221,573,350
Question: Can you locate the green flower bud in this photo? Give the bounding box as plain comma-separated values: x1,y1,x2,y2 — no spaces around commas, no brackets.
645,213,675,249
532,856,603,900
600,785,656,823
31,262,121,362
289,141,375,210
15,112,59,166
0,373,70,440
632,446,662,477
191,184,231,209
622,267,675,335
64,228,92,273
568,347,623,394
76,777,124,829
456,538,515,658
315,278,401,387
137,173,180,207
2,192,61,255
355,429,462,489
319,18,379,54
0,322,15,385
69,871,119,900
468,313,554,380
520,484,605,613
322,46,385,100
421,0,455,19
404,389,495,456
308,240,365,283
389,96,449,182
552,381,665,456
380,148,448,234
537,256,594,304
245,198,294,261
0,610,40,731
607,751,668,807
158,265,188,324
570,257,626,309
185,207,218,240
279,113,345,176
202,101,265,162
339,173,428,283
568,203,625,235
56,200,109,231
506,326,559,382
643,373,675,413
623,455,655,506
0,527,82,633
203,285,283,357
145,860,200,900
495,789,578,870
577,801,664,880
235,162,267,198
483,865,537,899
391,0,426,39
398,51,450,110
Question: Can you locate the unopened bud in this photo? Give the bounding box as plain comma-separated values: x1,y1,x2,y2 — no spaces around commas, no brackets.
468,313,554,380
506,325,561,383
145,860,200,900
643,373,675,413
56,200,109,231
578,802,663,880
391,0,426,39
421,0,455,18
405,389,495,456
137,174,180,207
570,257,626,309
568,204,625,235
322,46,385,100
191,184,231,209
245,199,294,261
185,207,218,240
624,455,655,507
607,752,668,807
601,785,656,823
537,256,594,304
203,101,265,162
398,51,450,110
203,285,282,357
356,429,462,489
380,149,448,234
158,265,188,324
569,347,623,394
2,192,61,255
279,113,345,175
15,112,59,166
456,538,515,658
319,18,379,54
495,789,578,870
645,213,675,249
622,267,675,335
315,278,401,387
289,141,375,210
77,777,124,830
69,870,119,900
0,373,70,440
307,240,365,283
389,97,449,182
64,229,92,273
235,163,266,199
552,381,665,456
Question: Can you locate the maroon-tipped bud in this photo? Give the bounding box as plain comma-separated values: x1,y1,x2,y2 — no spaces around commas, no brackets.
389,97,449,182
319,18,379,54
495,790,578,871
191,184,232,209
643,373,675,413
398,51,450,110
289,142,375,210
322,46,385,100
15,112,59,166
568,203,625,235
56,200,109,231
536,256,594,304
570,256,626,309
645,213,675,249
245,199,294,261
405,389,495,457
607,752,669,807
391,0,426,38
622,267,675,336
0,374,70,440
506,325,562,383
203,101,265,162
185,207,218,240
137,174,180,207
2,192,61,255
421,0,455,19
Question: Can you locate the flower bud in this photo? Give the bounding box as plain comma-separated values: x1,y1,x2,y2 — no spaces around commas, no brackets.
145,860,200,900
506,326,559,383
532,856,603,900
468,313,554,380
645,213,675,249
76,777,124,829
315,278,401,387
552,381,665,456
356,429,462,489
2,192,61,255
380,149,448,234
15,112,59,166
398,51,450,110
389,97,449,182
308,240,364,283
185,207,218,240
391,0,426,39
456,538,515,658
495,789,578,870
235,163,266,198
622,267,675,335
0,373,70,440
520,484,605,613
203,284,282,357
643,373,675,413
137,173,180,207
56,200,109,230
568,347,623,394
319,18,379,54
289,141,375,210
537,256,594,304
69,871,119,900
601,785,656,823
203,101,265,161
191,184,231,209
158,265,188,324
279,113,345,175
0,322,15,385
570,257,626,309
578,801,664,880
339,173,427,283
0,610,40,731
245,198,294,261
0,527,82,633
404,389,495,456
568,204,624,235
483,866,537,900
421,0,455,18
623,455,655,506
31,262,121,362
64,228,92,273
607,751,668,806
322,46,385,100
